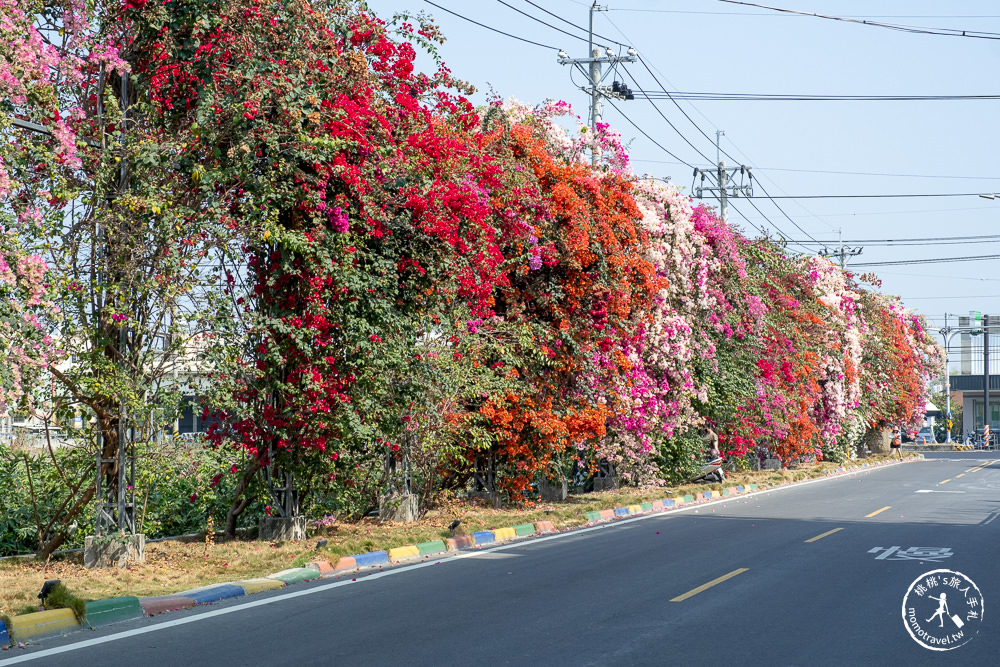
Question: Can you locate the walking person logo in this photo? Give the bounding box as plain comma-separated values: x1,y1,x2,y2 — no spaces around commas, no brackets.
902,569,984,651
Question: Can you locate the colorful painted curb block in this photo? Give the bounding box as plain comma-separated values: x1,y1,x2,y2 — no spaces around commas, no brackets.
614,507,629,517
651,500,664,510
85,596,143,628
736,486,745,493
627,504,642,515
181,583,246,606
7,609,80,642
267,568,317,585
446,536,474,550
472,531,495,545
0,620,8,647
388,545,420,562
584,511,602,523
513,523,535,537
493,527,517,542
306,560,334,575
333,556,358,571
535,520,555,533
353,551,389,568
682,495,695,503
139,595,196,617
701,492,711,500
598,509,615,520
640,502,654,512
239,578,285,594
660,498,675,508
417,540,447,555
749,484,758,491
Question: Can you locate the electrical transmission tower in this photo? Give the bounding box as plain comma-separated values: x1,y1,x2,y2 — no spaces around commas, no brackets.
691,131,753,223
818,229,863,270
556,3,637,165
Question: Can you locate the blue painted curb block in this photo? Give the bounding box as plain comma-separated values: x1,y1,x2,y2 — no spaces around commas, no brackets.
736,485,744,493
660,498,675,508
473,531,495,545
183,584,245,605
353,551,389,568
0,620,9,647
703,491,713,499
614,507,629,517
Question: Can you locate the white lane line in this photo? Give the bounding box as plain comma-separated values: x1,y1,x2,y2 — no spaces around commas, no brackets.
915,490,966,494
0,460,913,663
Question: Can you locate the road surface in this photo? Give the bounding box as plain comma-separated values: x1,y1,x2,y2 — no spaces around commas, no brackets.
5,452,999,665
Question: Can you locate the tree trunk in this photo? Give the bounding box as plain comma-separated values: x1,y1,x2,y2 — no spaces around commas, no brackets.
862,427,891,455
225,461,261,537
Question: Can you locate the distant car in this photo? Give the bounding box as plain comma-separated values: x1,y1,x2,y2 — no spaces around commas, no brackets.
913,427,937,445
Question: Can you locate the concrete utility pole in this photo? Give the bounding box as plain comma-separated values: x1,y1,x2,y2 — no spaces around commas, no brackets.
985,314,991,443
691,131,752,223
557,3,636,166
818,229,863,270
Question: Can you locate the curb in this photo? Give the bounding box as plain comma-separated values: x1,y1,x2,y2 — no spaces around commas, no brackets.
267,568,319,585
6,609,80,642
238,578,285,594
139,595,196,617
85,596,143,628
180,583,246,606
0,619,9,647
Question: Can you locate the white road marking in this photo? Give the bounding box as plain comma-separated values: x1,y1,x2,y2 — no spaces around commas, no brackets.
915,490,966,494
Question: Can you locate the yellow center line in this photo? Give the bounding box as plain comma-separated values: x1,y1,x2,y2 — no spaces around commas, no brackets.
866,506,891,518
956,473,965,478
805,527,844,543
670,568,749,602
940,479,952,484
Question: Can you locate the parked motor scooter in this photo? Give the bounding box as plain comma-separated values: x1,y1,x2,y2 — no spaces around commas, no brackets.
690,456,726,484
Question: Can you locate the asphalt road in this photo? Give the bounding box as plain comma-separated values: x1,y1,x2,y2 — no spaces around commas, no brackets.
5,452,1000,666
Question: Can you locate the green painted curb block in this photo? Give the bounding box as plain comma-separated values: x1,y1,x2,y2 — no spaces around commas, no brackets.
585,511,602,522
268,567,317,585
417,540,447,556
749,484,758,491
513,523,535,537
682,495,695,503
85,596,143,628
640,502,653,512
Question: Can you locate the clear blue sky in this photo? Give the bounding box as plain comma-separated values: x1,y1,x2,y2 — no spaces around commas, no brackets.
369,0,1000,332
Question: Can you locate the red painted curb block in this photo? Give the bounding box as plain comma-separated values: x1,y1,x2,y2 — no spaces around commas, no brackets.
306,560,334,575
535,520,555,533
651,500,664,510
696,492,705,502
446,536,474,550
140,595,196,617
598,509,615,520
333,557,357,571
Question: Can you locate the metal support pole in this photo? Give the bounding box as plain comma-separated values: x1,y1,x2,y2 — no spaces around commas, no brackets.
718,160,728,222
985,314,990,441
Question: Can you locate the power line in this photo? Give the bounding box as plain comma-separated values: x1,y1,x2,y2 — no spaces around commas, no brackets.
853,254,1000,267
421,0,559,50
720,1,1000,41
494,0,590,44
518,0,627,46
790,233,1000,246
634,91,1000,102
747,192,994,199
603,98,693,168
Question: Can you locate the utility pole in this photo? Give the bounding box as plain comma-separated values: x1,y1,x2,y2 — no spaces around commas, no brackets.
818,229,863,270
985,314,991,445
557,3,636,166
691,131,752,223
